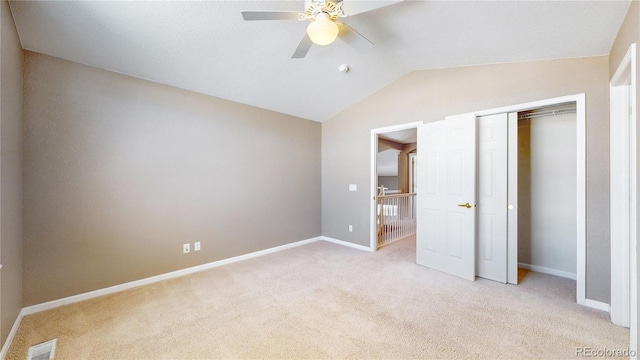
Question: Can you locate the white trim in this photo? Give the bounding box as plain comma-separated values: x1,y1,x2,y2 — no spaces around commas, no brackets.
633,40,639,351
370,121,423,252
475,94,585,118
0,234,377,359
2,235,377,358
20,237,321,316
630,41,638,360
610,48,633,328
0,308,26,360
4,235,380,352
575,93,587,308
518,263,577,281
610,43,637,354
583,299,612,313
507,112,519,285
320,236,373,252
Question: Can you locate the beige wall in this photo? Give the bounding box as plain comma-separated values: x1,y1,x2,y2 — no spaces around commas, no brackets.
9,0,636,320
0,0,24,345
22,52,321,306
609,1,639,78
609,0,640,350
322,56,611,302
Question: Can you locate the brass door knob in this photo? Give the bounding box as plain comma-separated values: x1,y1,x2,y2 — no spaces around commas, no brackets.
457,202,472,209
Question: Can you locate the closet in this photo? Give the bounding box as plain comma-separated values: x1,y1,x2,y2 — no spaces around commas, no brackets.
416,103,578,285
514,107,577,281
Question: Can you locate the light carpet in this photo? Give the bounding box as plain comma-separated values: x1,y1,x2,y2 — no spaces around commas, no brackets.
6,237,629,359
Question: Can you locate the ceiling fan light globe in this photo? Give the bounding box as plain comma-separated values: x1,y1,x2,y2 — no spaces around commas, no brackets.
307,14,339,46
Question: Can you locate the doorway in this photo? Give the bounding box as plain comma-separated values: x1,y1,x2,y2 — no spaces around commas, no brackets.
370,122,422,251
610,43,637,347
473,107,577,285
416,94,588,306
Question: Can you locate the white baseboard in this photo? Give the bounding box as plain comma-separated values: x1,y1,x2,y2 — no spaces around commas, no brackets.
2,236,325,359
583,298,611,313
320,236,374,252
0,308,26,360
21,236,322,317
1,236,611,358
18,235,366,318
518,262,577,280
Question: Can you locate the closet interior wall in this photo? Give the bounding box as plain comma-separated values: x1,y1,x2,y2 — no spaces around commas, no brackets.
517,107,577,278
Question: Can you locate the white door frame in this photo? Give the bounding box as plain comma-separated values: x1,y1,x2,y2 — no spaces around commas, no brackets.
473,94,587,307
370,121,423,251
610,43,637,347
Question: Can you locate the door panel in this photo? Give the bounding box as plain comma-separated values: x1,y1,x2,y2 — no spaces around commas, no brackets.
448,213,464,258
477,113,508,283
417,114,476,281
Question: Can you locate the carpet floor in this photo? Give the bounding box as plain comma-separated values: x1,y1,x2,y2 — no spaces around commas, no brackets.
6,237,629,359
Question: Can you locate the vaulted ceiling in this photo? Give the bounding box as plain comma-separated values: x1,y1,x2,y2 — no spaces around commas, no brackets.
8,0,631,122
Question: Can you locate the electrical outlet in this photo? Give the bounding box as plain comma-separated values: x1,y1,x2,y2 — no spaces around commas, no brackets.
183,243,190,254
349,225,353,232
194,242,201,251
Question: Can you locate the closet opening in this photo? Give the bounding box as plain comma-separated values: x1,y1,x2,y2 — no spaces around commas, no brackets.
514,104,577,286
416,93,587,307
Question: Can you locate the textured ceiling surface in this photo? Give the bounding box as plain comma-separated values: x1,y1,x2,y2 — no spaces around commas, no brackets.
9,0,631,122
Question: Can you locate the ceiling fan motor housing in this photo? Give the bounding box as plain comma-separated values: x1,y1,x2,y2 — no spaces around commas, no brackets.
302,0,345,21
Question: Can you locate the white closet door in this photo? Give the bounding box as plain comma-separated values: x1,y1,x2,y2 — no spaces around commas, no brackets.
477,113,508,283
507,112,519,284
417,114,476,281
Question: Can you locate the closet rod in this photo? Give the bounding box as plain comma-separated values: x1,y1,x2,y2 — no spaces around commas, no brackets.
518,107,576,120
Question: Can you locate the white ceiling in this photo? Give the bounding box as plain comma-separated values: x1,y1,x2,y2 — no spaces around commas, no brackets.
8,0,630,122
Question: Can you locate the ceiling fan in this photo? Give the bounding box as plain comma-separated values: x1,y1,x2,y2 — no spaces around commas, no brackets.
241,0,401,59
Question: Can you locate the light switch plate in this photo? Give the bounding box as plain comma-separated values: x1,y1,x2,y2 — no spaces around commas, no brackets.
349,184,357,191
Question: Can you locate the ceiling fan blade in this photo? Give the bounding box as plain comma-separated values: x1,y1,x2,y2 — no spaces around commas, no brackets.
292,32,313,59
241,11,300,21
339,0,403,16
337,23,374,52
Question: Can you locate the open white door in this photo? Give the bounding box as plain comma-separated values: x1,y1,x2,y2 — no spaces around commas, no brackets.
416,113,477,281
